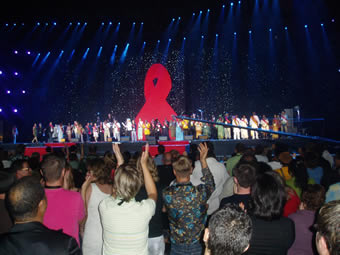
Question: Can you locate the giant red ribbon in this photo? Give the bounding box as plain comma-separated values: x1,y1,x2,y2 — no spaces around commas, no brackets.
135,64,177,123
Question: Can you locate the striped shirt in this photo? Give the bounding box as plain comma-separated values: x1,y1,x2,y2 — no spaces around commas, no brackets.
99,196,155,255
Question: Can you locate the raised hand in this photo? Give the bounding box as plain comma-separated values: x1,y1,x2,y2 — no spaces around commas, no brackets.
112,143,124,167
141,143,149,166
198,142,209,161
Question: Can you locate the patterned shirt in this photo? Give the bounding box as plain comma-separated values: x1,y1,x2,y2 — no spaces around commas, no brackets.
163,167,215,244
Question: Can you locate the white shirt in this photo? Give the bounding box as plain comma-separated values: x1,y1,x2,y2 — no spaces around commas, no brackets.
250,115,260,128
99,197,155,255
190,157,229,215
255,155,269,163
267,161,283,170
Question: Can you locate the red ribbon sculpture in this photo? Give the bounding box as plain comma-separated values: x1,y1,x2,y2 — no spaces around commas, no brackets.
135,64,177,123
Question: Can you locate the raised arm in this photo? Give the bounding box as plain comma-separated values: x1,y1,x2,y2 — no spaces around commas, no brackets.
141,143,157,202
198,142,215,197
112,143,124,168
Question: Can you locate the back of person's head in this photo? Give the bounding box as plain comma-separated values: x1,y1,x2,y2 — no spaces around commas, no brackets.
172,156,192,178
45,146,52,153
256,162,272,175
41,155,65,182
254,144,265,155
88,144,97,154
304,151,320,169
315,200,340,255
206,204,252,255
170,149,180,162
28,156,40,172
205,141,216,158
122,151,131,164
69,145,77,153
163,152,172,165
273,142,289,158
11,159,28,173
69,153,78,162
87,158,112,185
235,143,246,154
114,164,142,202
239,150,257,164
251,171,286,220
301,184,325,211
15,144,26,155
289,160,309,190
0,171,15,194
137,156,159,183
233,164,256,189
157,145,165,154
5,176,45,222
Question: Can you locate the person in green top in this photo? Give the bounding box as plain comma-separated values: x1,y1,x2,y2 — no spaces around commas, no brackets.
226,143,246,176
216,115,224,140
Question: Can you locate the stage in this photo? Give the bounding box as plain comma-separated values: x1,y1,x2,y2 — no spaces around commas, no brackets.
1,137,335,161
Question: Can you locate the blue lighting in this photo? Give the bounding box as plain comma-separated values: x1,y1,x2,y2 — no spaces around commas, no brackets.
133,22,135,25
6,90,11,94
85,22,87,25
200,11,202,14
21,23,24,26
97,46,103,57
169,39,171,41
13,109,18,113
193,13,195,16
77,22,80,25
234,32,237,35
118,22,120,25
178,17,181,20
207,9,210,12
284,26,287,30
109,21,112,25
14,50,18,54
157,40,160,43
102,22,104,25
304,25,308,28
14,72,18,76
22,90,26,94
0,109,2,112
201,35,204,38
69,22,72,25
27,51,31,55
53,22,56,25
269,28,272,32
183,37,186,40
82,48,90,59
172,18,175,21
45,23,48,26
0,71,2,75
222,5,225,8
331,19,335,22
141,22,144,25
144,41,146,44
5,24,8,26
249,30,252,34
238,1,241,3
321,23,324,27
216,34,218,37
13,23,16,26
37,22,40,25
231,2,234,6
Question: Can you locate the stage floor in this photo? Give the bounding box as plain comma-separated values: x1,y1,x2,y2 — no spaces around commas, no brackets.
0,137,315,159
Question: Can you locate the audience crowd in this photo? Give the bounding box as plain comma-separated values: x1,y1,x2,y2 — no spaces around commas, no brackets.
0,140,339,255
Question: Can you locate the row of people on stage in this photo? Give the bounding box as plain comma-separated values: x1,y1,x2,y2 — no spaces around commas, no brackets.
30,110,289,143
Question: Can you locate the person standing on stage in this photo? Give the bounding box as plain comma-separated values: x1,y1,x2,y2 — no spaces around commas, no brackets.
57,123,64,143
122,118,133,139
66,123,72,142
176,120,184,141
138,118,144,141
103,120,111,142
260,115,270,139
240,115,249,139
162,119,169,140
113,119,121,142
232,115,241,140
210,115,217,139
93,123,99,142
155,119,162,140
73,121,79,141
32,123,38,143
272,114,280,139
195,120,203,139
38,123,43,142
216,115,224,140
131,119,137,142
190,113,196,138
280,111,288,133
182,117,189,136
224,113,232,140
249,112,260,139
169,120,176,140
47,122,54,142
143,120,151,140
12,125,18,144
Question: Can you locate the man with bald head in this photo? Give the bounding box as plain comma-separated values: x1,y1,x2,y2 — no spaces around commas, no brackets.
0,176,81,255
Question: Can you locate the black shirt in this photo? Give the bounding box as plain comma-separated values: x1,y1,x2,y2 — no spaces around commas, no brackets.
158,165,175,187
219,194,252,211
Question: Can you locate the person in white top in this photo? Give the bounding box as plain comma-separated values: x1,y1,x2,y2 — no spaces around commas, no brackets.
191,141,229,215
113,119,121,142
81,159,113,255
103,121,111,142
122,118,133,140
249,112,260,139
280,111,288,133
232,115,241,140
138,118,144,141
260,115,270,139
239,115,249,139
99,143,157,255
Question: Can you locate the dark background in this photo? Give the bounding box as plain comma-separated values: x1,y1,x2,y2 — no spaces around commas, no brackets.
0,0,339,142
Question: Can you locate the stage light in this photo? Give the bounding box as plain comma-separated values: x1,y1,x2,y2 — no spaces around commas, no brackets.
27,51,31,55
338,68,340,72
321,23,324,26
53,22,56,25
0,109,2,112
144,41,146,44
172,18,175,21
13,109,18,113
201,35,204,38
234,32,237,35
133,22,135,25
157,40,160,43
85,22,87,25
101,22,104,25
118,22,120,25
0,71,2,75
169,38,171,41
13,23,16,26
14,72,18,76
45,23,48,26
216,34,218,37
193,13,195,16
21,23,24,26
238,1,241,3
207,9,210,12
14,50,18,54
222,5,225,8
141,22,144,25
6,90,11,94
37,22,40,25
5,24,8,26
284,26,287,30
178,17,181,20
249,30,252,34
69,22,72,25
304,25,308,28
183,37,186,40
200,11,202,14
331,19,335,22
77,22,80,25
269,28,272,32
109,21,112,25
231,3,234,6
22,90,26,94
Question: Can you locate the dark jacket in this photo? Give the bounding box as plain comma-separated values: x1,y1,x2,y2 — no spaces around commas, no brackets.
0,221,81,255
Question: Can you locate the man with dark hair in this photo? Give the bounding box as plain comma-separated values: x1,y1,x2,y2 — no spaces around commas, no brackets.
226,143,246,176
154,144,165,166
41,155,85,245
0,171,15,233
203,204,252,255
191,141,229,215
219,164,256,211
315,200,340,255
158,152,176,187
11,159,32,180
0,176,81,255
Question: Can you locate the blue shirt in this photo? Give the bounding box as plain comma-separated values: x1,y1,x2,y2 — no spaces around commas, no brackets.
307,166,323,184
